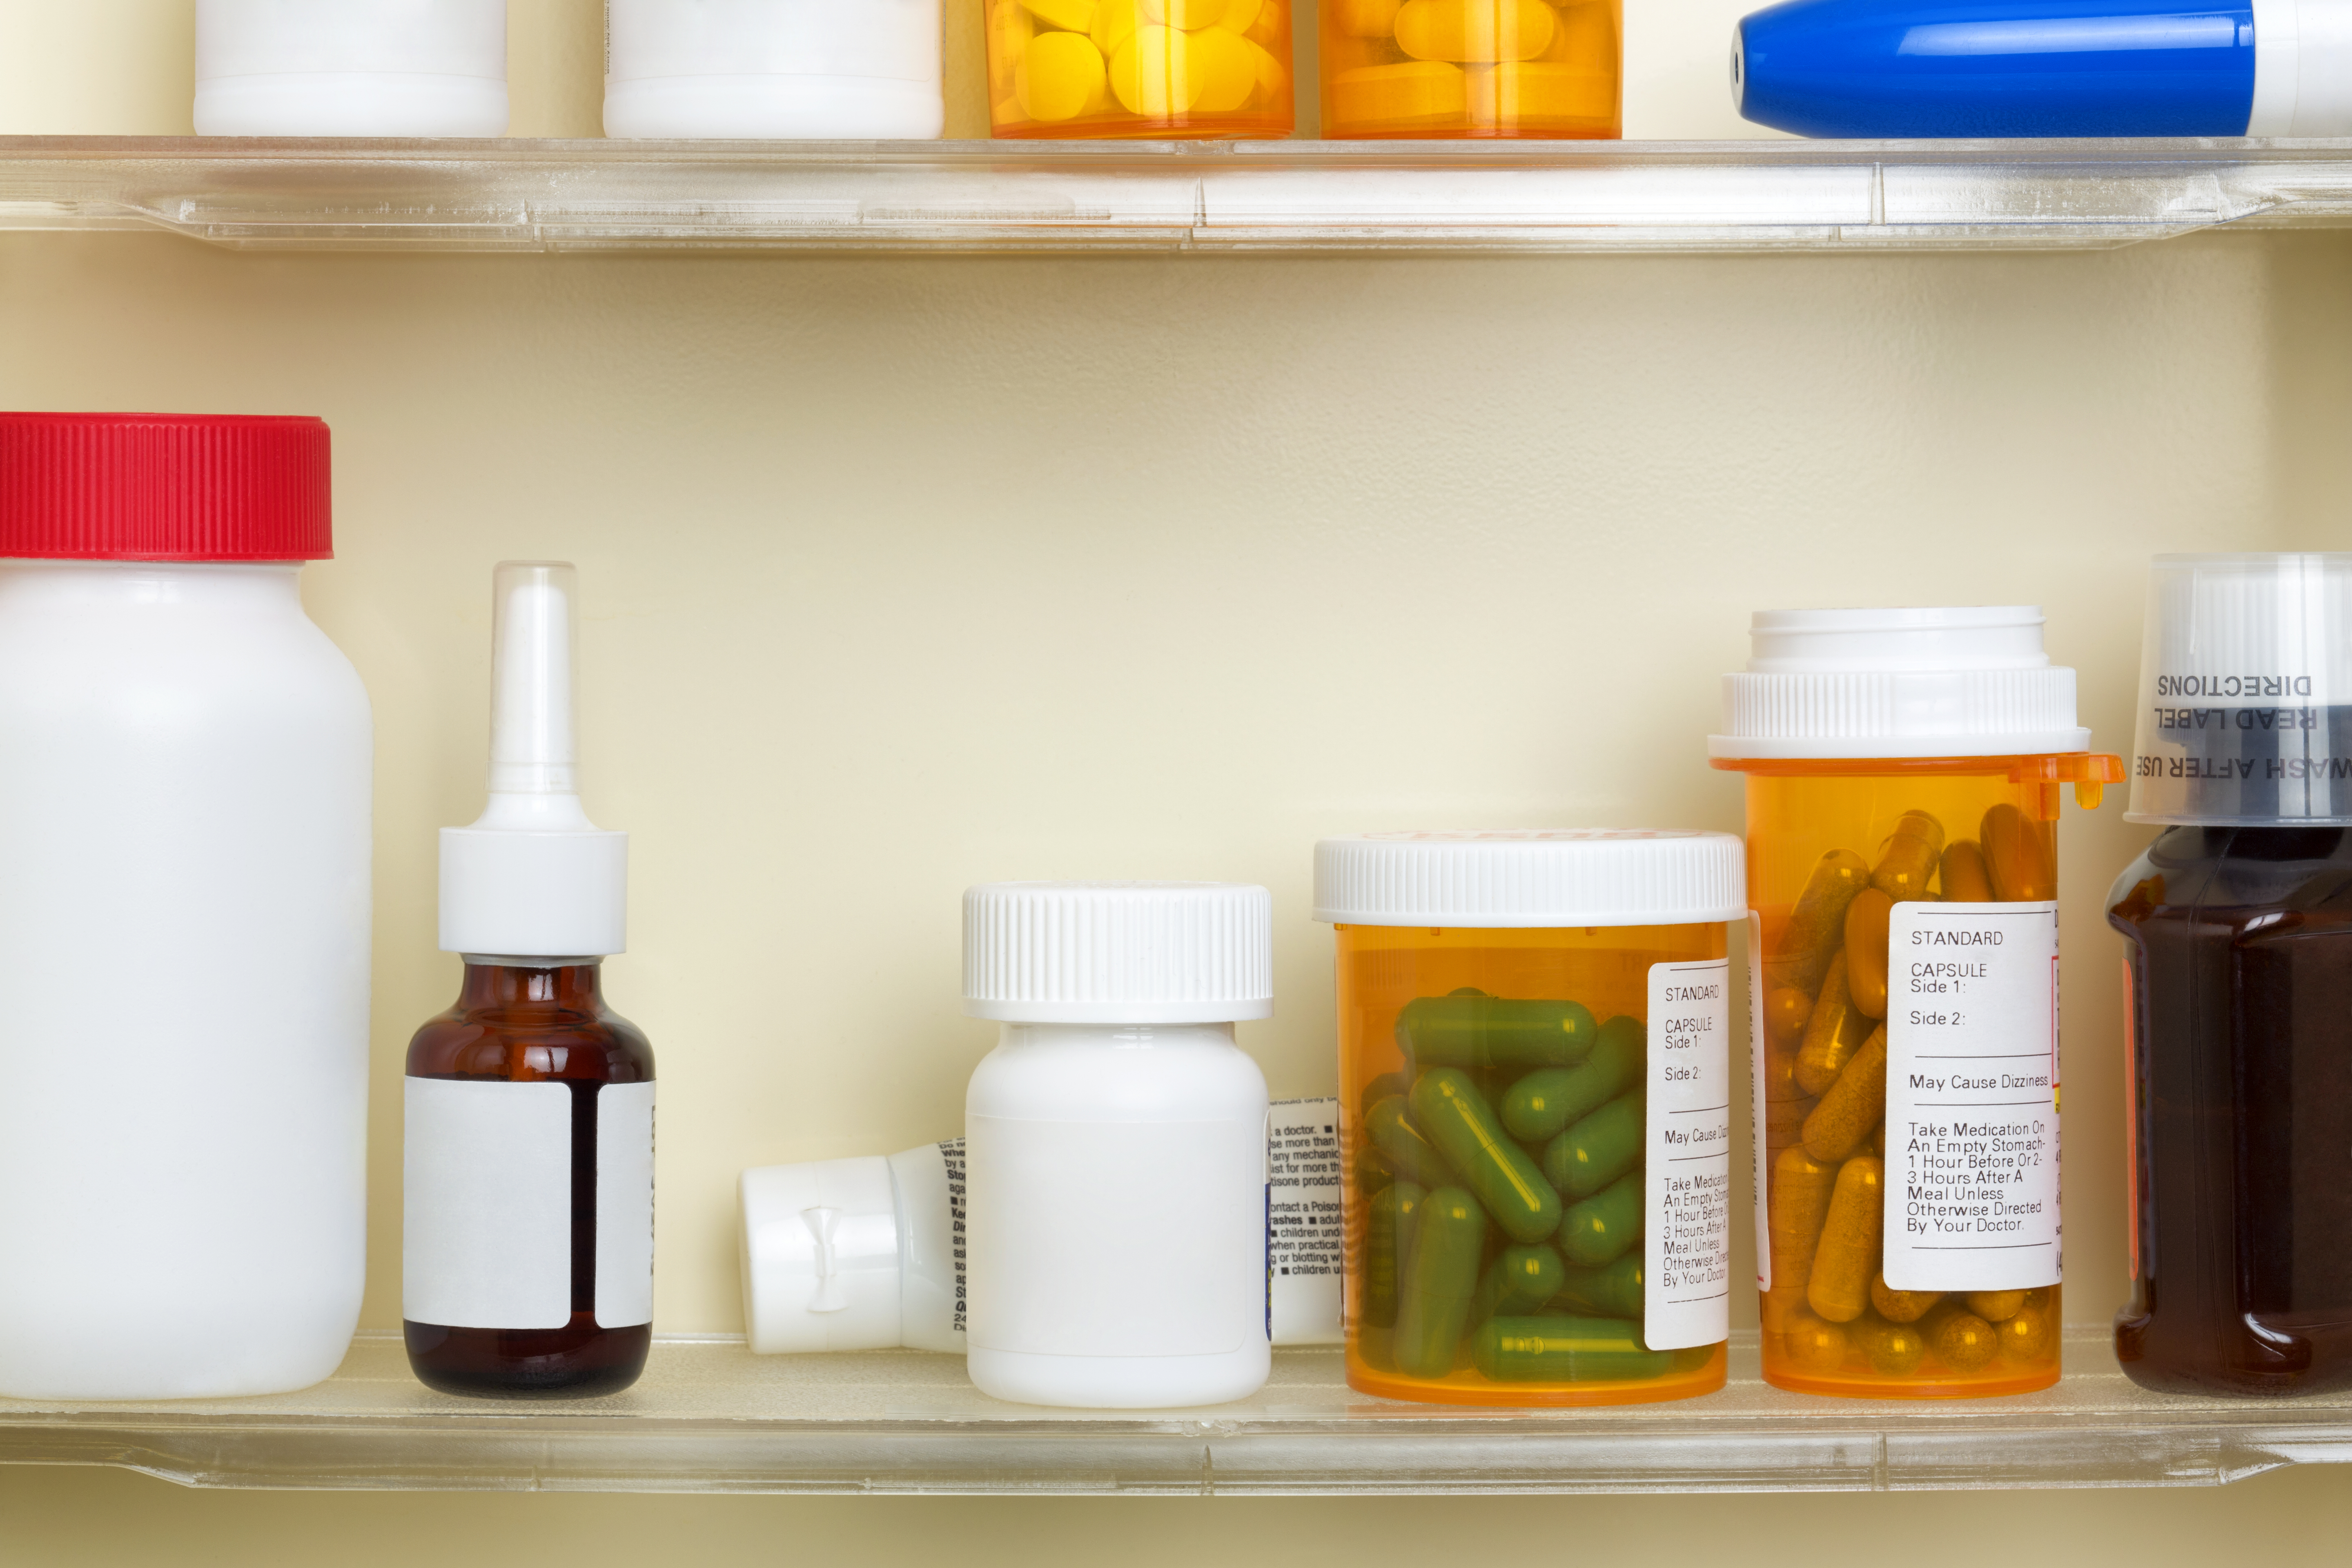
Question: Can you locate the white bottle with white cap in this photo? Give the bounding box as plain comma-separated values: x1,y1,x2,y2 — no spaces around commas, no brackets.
961,882,1274,1409
195,1,510,136
604,0,945,138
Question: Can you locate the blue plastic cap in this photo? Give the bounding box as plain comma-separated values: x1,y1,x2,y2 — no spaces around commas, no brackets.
1733,0,2257,137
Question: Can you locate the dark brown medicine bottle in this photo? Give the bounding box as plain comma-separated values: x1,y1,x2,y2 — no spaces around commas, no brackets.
2108,552,2352,1397
405,960,655,1398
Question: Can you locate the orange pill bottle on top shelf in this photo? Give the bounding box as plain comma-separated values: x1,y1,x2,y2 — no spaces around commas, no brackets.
984,0,1293,138
1314,830,1746,1408
1321,0,1619,138
1712,608,2122,1400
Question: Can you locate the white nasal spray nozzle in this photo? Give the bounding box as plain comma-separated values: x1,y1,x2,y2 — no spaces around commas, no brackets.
439,561,629,959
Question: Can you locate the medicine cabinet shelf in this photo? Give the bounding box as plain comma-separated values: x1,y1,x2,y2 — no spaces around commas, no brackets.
4,135,2352,254
2,1329,2347,1494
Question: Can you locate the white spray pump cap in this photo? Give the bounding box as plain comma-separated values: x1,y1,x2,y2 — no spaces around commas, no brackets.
439,561,629,958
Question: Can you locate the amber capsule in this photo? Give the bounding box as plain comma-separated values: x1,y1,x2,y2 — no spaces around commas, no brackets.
2000,1303,2055,1360
1766,1092,1817,1154
1871,1120,1885,1156
1964,1289,2028,1323
1784,1309,1851,1374
1860,1314,1927,1376
1761,1282,1809,1332
1870,810,1946,902
1843,888,1892,1018
1764,986,1813,1047
1981,802,2056,902
1801,1025,1886,1164
1759,1042,1806,1103
1795,951,1873,1096
1768,1145,1838,1287
1939,839,1993,902
1805,1154,1882,1324
1765,849,1871,997
1929,1305,2000,1370
1869,1272,1939,1323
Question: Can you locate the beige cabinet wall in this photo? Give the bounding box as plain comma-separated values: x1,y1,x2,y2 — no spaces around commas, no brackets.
3,1,2350,1559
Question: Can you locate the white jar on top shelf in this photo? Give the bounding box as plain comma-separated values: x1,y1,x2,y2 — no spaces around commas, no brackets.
195,0,510,137
604,0,944,138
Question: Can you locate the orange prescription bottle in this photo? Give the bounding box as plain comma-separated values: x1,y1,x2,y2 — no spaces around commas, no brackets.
1321,0,1619,138
1314,830,1746,1406
983,0,1293,138
1711,608,2122,1399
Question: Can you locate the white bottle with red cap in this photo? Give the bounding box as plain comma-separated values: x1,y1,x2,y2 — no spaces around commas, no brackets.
0,413,372,1400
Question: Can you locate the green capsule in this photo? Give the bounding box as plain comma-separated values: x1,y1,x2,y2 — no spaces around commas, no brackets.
1364,1094,1456,1189
1557,1169,1643,1267
1499,1015,1645,1142
1552,1252,1644,1319
1410,1068,1561,1245
1360,1179,1425,1329
1396,995,1599,1070
1541,1090,1646,1200
1473,1245,1565,1323
1472,1316,1671,1382
1392,1185,1485,1378
1357,1070,1408,1118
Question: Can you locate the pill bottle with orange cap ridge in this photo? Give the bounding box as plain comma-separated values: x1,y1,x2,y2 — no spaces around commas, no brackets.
1712,606,2121,1400
1314,829,1746,1408
1320,0,1619,138
983,0,1294,138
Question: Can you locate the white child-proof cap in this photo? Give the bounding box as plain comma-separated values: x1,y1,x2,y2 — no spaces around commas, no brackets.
1313,831,1746,929
962,882,1274,1025
1708,606,2091,760
2127,553,2352,826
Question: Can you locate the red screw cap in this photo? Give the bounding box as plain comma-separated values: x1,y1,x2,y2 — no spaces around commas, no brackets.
0,412,332,561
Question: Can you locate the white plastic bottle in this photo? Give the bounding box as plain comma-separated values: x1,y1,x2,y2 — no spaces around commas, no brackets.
604,0,945,138
195,0,511,137
0,413,372,1401
962,882,1274,1409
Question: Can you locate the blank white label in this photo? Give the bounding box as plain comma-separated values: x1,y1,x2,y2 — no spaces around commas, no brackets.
1645,958,1732,1352
1884,901,2062,1292
967,1116,1263,1358
595,1082,657,1329
405,1078,572,1330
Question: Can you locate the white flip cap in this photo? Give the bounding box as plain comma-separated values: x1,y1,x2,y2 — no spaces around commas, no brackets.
962,882,1274,1025
740,1156,907,1355
440,562,628,958
1708,606,2091,760
1313,831,1746,929
2248,0,2352,136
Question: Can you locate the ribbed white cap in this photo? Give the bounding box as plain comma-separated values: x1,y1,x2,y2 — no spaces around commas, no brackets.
1313,831,1746,929
962,882,1274,1024
1708,606,2091,760
2127,553,2352,825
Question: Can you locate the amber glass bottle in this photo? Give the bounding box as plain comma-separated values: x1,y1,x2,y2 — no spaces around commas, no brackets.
405,960,655,1398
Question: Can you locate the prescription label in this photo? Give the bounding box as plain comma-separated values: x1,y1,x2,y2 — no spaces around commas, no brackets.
1646,958,1733,1352
1747,912,1771,1291
1268,1098,1343,1346
1884,901,2062,1293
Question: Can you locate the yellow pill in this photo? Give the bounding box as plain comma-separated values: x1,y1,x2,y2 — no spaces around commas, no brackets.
1965,1289,2028,1322
1025,0,1098,31
1843,887,1891,1019
1940,838,1993,902
1784,1310,1850,1374
1802,1024,1885,1165
1982,802,2056,902
1764,985,1813,1048
1861,1315,1927,1376
1765,849,1871,998
1539,0,1615,61
1331,0,1402,34
2001,1303,2055,1360
992,0,1037,62
1331,59,1466,122
1464,60,1612,120
1218,0,1267,32
1019,30,1110,119
1394,0,1556,62
1246,36,1285,99
1871,810,1946,902
1143,0,1227,26
1091,0,1145,54
1869,1272,1940,1323
1109,25,1210,114
1805,1154,1882,1325
1795,951,1872,1096
1930,1305,1999,1370
1770,1145,1838,1287
1766,1091,1816,1153
1184,24,1258,108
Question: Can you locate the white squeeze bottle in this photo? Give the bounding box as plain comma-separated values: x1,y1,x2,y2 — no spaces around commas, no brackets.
0,413,373,1400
